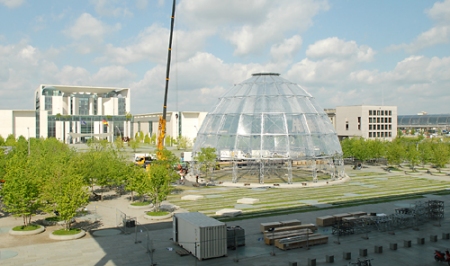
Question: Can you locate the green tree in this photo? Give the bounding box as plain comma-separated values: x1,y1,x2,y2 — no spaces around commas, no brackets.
144,134,151,144
177,136,191,150
430,142,450,171
404,141,420,170
1,154,40,226
194,147,217,180
114,136,124,150
385,139,405,166
146,163,173,211
0,135,5,146
5,134,16,146
129,138,140,152
418,140,433,167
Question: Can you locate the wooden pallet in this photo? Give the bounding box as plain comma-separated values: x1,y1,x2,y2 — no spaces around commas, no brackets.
274,234,328,250
264,228,313,245
176,249,190,256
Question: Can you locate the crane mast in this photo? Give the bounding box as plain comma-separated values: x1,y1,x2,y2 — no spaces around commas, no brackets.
157,0,176,154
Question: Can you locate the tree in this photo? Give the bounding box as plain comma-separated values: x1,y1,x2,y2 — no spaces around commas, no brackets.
5,134,16,146
129,138,140,152
430,142,450,171
194,147,217,180
146,163,173,211
1,154,40,226
177,136,191,150
385,139,405,166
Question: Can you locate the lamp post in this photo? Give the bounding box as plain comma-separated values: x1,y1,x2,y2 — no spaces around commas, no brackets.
27,127,30,155
115,126,122,140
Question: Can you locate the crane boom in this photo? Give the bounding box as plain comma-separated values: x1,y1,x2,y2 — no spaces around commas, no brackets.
157,0,176,154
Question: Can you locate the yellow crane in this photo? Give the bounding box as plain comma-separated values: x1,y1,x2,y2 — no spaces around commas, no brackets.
157,0,176,158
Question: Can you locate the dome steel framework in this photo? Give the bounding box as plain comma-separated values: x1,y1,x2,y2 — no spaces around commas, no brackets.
192,73,344,184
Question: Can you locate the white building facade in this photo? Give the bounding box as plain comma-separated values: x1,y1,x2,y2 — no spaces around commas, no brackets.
132,111,207,145
35,84,131,143
335,105,398,140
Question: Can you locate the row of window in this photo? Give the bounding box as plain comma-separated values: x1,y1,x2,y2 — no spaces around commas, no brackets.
369,110,392,116
369,117,392,123
369,124,392,130
369,132,392,138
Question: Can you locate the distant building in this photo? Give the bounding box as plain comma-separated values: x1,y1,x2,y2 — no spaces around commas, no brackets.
132,111,207,144
335,105,398,140
398,114,450,134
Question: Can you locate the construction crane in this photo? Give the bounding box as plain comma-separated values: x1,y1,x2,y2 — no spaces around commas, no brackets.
157,0,176,157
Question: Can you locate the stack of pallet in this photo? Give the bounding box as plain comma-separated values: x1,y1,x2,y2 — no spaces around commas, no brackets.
260,219,325,250
274,233,328,250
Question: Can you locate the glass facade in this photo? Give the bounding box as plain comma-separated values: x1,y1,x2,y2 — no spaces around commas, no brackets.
193,73,344,184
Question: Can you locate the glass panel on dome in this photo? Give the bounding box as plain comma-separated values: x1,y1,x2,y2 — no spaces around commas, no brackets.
224,97,245,114
304,114,321,133
250,114,262,134
262,135,288,154
218,114,239,134
202,115,222,134
216,135,236,150
262,113,286,134
287,114,307,134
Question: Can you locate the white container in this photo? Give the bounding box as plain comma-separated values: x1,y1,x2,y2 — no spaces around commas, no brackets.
173,212,227,260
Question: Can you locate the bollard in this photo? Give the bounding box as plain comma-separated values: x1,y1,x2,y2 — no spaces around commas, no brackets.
326,255,334,263
390,243,397,250
404,240,411,248
417,237,425,245
430,235,438,242
343,252,351,260
308,258,316,266
359,248,367,257
374,245,383,253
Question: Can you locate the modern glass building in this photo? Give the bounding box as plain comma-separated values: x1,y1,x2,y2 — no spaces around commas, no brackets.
193,73,344,184
35,85,131,143
398,114,450,133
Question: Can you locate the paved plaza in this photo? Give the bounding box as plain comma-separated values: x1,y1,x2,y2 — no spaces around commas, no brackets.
1,168,450,265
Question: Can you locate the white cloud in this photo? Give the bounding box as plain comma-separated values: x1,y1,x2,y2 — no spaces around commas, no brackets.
306,37,375,62
426,0,450,23
0,0,24,8
136,0,148,9
178,0,329,56
64,13,121,40
91,0,133,17
390,0,450,52
270,35,303,63
100,26,210,65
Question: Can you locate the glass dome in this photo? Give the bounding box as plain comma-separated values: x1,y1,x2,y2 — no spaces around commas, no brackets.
193,73,344,184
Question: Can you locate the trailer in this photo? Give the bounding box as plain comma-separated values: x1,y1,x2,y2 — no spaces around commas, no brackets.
173,212,227,260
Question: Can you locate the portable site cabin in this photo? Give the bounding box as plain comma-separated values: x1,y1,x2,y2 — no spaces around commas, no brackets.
173,212,227,260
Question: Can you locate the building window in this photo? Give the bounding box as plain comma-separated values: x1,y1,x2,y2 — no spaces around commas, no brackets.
377,125,380,130
389,110,392,115
369,110,372,115
377,117,380,123
369,125,372,130
389,117,392,123
358,117,361,130
377,110,380,115
389,132,392,137
389,125,392,130
381,110,384,115
346,122,349,130
118,98,126,115
369,132,372,137
377,132,380,137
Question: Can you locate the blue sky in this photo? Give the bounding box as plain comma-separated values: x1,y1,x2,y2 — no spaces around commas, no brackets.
0,0,449,115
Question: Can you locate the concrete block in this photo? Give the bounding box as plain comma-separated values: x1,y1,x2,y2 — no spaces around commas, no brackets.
288,262,297,266
215,208,242,217
443,233,450,240
430,235,438,242
236,198,259,204
308,258,316,266
359,248,367,257
181,195,204,201
326,255,334,263
343,252,351,260
404,240,411,248
390,243,397,250
374,245,383,253
417,237,425,245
